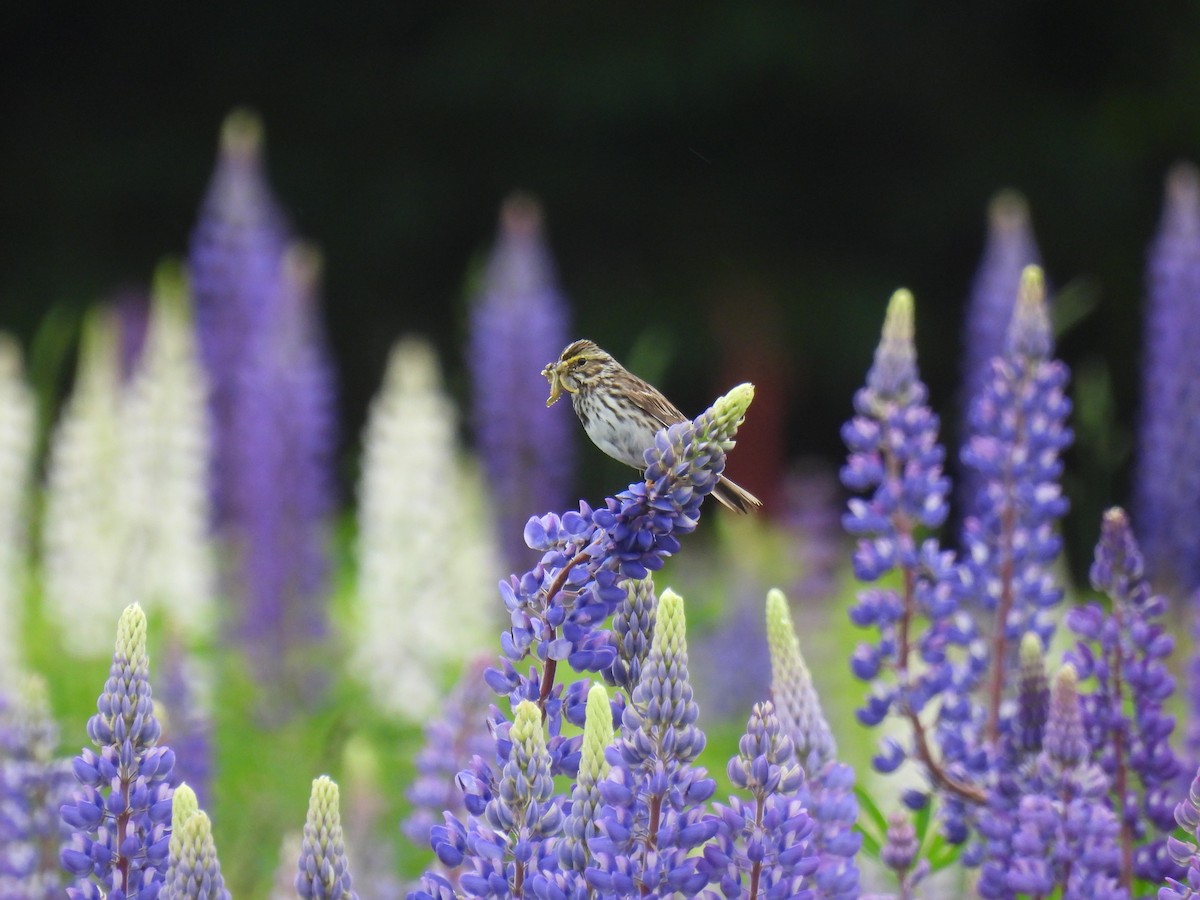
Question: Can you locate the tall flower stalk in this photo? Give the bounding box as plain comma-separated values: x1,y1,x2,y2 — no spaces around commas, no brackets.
354,336,497,719
1134,162,1200,594
118,262,216,637
59,604,175,900
959,191,1042,513
0,335,36,680
1068,507,1181,887
842,289,983,807
469,194,573,570
41,309,127,657
960,265,1072,745
0,674,72,899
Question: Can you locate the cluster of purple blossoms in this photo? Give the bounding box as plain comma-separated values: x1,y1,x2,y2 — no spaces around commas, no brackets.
469,194,574,571
960,265,1071,749
59,604,175,900
161,783,228,900
1067,507,1182,885
0,675,72,899
841,289,983,812
1164,770,1200,898
188,111,337,693
296,776,359,900
978,666,1126,899
418,701,561,899
700,700,819,899
958,190,1043,515
1134,163,1200,594
585,588,717,897
766,589,860,897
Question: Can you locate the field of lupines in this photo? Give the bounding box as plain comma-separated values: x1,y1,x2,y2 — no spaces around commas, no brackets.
5,108,1200,900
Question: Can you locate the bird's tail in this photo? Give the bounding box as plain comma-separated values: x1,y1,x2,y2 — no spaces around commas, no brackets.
711,475,763,514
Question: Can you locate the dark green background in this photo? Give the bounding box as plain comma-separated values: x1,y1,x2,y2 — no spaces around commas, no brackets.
3,2,1198,541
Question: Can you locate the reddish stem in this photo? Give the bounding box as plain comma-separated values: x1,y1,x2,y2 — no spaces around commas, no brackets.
985,502,1017,745
533,550,588,720
1108,602,1134,892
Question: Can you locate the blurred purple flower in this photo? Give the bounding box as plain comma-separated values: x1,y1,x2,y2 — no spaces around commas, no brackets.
296,776,358,900
1134,163,1200,593
157,633,213,808
188,109,289,525
978,666,1126,899
0,676,72,899
958,191,1042,516
1067,507,1182,885
469,194,574,571
225,245,337,691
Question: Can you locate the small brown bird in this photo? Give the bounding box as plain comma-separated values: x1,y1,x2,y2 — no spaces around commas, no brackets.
542,339,762,513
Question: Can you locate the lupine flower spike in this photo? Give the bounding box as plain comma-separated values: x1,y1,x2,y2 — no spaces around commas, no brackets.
1164,767,1200,898
1067,507,1181,886
0,673,73,898
961,264,1071,747
161,782,229,900
60,603,176,900
766,588,860,898
842,289,983,825
296,775,358,900
354,336,497,719
958,190,1042,514
0,335,35,680
700,699,819,898
470,194,574,570
587,588,717,897
1134,162,1200,594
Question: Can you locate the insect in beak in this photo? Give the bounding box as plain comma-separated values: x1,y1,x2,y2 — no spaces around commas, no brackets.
542,362,576,407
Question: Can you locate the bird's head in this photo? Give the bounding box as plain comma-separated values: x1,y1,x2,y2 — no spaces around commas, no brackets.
542,339,613,406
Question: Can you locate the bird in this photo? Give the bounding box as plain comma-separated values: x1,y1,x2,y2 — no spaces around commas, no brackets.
541,338,762,513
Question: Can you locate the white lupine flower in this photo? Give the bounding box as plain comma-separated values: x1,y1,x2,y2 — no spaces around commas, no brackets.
42,310,128,656
43,271,216,656
0,335,36,679
353,336,499,719
119,266,215,635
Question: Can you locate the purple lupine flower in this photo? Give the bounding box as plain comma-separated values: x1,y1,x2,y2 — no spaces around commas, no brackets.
420,700,562,899
1067,507,1182,886
603,575,657,697
961,265,1072,751
402,658,496,851
841,289,984,818
0,676,72,899
60,603,175,900
766,589,861,899
699,699,819,899
877,811,930,899
978,665,1127,899
958,191,1042,516
1164,767,1200,898
1010,631,1050,763
156,633,212,808
161,783,228,900
226,245,337,693
296,775,358,900
1134,163,1200,593
187,108,289,526
586,588,718,897
780,462,845,606
469,194,574,571
485,383,755,779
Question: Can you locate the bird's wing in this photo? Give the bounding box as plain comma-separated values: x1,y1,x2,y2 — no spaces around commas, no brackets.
627,373,688,427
